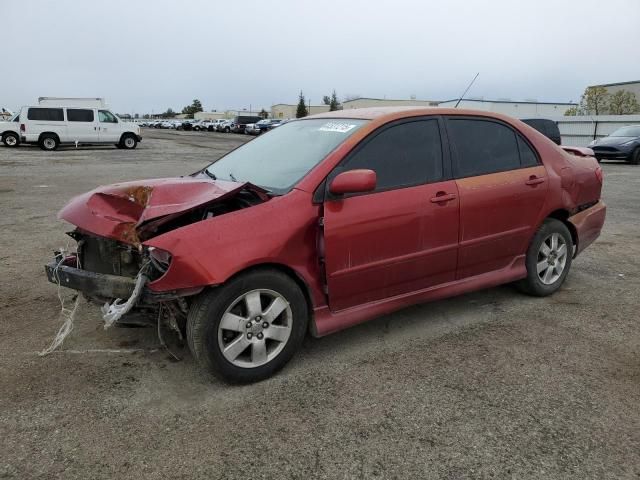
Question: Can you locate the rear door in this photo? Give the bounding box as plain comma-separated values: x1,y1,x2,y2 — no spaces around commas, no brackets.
445,116,548,279
323,117,459,311
66,108,97,143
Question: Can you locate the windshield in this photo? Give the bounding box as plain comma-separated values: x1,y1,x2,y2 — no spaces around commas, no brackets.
610,126,640,137
205,118,368,194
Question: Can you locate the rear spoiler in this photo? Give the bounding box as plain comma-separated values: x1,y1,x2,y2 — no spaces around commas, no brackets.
561,146,595,158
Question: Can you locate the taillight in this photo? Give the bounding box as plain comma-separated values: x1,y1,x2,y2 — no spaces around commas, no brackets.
20,123,25,132
595,166,603,185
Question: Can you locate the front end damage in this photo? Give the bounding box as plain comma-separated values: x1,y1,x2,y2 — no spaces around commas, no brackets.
44,176,269,330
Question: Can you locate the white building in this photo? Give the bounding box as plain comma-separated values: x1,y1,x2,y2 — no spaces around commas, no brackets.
437,99,577,117
589,80,640,99
342,97,439,109
195,110,265,120
271,104,331,119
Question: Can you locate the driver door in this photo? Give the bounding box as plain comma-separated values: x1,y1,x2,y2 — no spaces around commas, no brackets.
98,110,121,142
322,118,459,312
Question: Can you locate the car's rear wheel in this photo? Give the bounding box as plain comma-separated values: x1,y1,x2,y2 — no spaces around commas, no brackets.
2,132,19,147
120,134,137,150
224,127,230,133
187,269,308,383
39,134,59,151
629,147,640,165
516,218,573,296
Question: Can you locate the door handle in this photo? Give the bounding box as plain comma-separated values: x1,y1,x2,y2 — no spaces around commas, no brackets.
430,192,457,203
525,176,545,186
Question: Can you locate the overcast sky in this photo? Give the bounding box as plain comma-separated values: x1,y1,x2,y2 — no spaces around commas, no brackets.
3,0,639,114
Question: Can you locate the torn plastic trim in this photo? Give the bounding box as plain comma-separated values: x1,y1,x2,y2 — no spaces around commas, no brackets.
101,271,148,329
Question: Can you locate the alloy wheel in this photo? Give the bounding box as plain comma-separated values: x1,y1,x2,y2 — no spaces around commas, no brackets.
537,233,568,285
217,289,292,368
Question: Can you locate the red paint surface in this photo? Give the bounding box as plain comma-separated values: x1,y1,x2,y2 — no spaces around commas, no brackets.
57,107,606,337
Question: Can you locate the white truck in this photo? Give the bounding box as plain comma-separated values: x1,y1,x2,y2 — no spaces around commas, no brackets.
0,112,21,147
18,97,141,151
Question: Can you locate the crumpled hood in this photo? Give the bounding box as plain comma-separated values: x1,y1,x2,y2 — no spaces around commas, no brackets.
59,176,265,246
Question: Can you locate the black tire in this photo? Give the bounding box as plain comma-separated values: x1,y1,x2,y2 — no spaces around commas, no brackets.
224,127,230,133
2,132,19,147
39,134,59,151
516,218,573,297
187,269,308,383
115,143,124,149
629,147,640,165
120,134,137,150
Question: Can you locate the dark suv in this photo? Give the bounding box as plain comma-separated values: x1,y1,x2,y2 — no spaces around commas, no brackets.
521,118,561,145
231,115,263,134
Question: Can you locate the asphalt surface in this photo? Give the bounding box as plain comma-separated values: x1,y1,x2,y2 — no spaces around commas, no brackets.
1,129,638,479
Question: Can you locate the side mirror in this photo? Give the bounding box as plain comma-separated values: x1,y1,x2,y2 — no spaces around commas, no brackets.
329,169,377,196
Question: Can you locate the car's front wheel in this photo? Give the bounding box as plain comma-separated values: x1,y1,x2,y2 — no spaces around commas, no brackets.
2,132,19,147
516,218,573,296
187,269,308,383
120,134,138,150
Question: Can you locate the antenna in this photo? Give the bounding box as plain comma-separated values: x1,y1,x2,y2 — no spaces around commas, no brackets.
454,72,480,108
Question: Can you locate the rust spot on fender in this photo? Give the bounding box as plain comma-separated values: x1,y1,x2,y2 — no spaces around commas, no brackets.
123,185,153,207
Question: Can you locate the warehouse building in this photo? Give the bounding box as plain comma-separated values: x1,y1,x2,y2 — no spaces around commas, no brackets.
271,104,331,119
341,97,439,109
437,98,577,117
195,110,265,120
589,80,640,98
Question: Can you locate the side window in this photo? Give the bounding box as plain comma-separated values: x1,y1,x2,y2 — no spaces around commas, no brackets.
98,110,118,123
67,109,94,122
342,119,443,191
448,119,520,177
517,135,539,167
27,108,64,121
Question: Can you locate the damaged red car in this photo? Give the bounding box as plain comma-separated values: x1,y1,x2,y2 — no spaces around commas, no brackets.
45,107,606,383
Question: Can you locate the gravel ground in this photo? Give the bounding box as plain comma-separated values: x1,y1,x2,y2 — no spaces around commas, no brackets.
0,129,638,479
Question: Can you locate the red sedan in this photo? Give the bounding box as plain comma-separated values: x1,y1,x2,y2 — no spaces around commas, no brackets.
46,107,606,383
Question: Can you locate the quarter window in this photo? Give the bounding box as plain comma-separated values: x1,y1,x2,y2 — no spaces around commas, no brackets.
517,135,539,167
67,109,94,122
98,110,118,123
448,119,520,177
342,119,443,191
27,108,64,121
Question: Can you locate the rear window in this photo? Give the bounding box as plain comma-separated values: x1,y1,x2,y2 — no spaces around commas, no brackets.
27,108,64,121
67,109,94,122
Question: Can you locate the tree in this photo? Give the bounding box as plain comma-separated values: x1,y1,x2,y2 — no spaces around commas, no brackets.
578,86,609,115
259,108,269,119
296,91,308,118
564,106,580,116
608,90,640,115
162,108,176,118
322,95,331,105
329,90,340,111
181,99,204,119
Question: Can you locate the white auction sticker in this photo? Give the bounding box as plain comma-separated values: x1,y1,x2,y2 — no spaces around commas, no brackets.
318,122,357,133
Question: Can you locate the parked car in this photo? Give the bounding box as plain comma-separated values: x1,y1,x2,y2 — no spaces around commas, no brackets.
244,122,260,135
0,113,21,147
589,125,640,164
19,105,141,150
181,121,194,131
247,119,282,135
521,118,561,145
217,119,234,133
231,115,262,134
192,121,209,131
207,119,226,131
45,107,606,383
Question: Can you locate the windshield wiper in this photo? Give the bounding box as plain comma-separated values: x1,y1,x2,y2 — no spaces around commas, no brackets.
203,169,217,180
229,172,237,182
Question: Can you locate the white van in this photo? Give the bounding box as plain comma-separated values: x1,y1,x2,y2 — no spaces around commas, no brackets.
18,104,142,151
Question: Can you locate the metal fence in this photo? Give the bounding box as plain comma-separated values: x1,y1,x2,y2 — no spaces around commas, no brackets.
550,115,640,146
